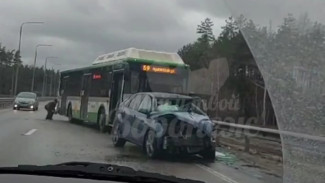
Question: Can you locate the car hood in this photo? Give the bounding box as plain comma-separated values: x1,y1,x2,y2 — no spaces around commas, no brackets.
152,111,214,134
15,98,35,103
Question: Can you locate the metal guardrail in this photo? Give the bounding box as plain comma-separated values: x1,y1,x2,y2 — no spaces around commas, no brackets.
0,98,15,109
213,120,325,153
0,97,56,109
0,95,12,98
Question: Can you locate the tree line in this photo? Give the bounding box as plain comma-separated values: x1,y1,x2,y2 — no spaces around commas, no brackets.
0,44,60,96
178,14,324,127
177,16,269,126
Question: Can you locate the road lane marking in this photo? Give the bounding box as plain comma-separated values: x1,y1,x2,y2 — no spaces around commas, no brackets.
24,129,38,136
196,164,239,183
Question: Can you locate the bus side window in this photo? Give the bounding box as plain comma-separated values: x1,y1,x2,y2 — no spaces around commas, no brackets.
129,94,143,110
107,72,112,88
90,70,111,97
66,72,82,96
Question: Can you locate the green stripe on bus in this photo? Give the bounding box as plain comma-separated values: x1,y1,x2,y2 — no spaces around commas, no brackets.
72,109,97,123
87,112,98,123
72,110,80,119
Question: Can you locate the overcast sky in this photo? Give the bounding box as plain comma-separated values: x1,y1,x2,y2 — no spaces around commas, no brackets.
1,0,324,71
0,0,230,70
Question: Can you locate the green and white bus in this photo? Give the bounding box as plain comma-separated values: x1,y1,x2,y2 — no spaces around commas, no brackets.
58,48,190,132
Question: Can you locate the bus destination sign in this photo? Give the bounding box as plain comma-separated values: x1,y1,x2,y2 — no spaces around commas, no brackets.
142,65,176,74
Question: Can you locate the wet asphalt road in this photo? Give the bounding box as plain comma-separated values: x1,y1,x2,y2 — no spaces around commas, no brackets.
0,102,281,183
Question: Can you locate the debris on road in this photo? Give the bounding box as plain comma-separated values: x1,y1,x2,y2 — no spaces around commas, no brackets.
215,151,225,157
215,149,238,165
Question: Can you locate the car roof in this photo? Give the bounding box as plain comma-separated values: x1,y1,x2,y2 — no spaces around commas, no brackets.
136,92,192,99
18,92,36,95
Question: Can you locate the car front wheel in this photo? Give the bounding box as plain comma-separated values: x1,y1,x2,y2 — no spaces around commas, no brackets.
200,147,216,161
145,130,160,158
112,121,126,147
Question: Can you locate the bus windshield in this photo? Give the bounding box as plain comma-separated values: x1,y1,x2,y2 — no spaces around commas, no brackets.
144,72,188,94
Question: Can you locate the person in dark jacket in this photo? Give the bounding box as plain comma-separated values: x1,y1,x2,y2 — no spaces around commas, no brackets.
45,99,58,120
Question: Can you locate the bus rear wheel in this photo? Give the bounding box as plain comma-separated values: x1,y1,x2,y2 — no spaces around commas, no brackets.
97,109,106,133
68,105,74,123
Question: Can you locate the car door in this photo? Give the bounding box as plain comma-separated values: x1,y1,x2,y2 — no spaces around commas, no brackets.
133,95,153,145
59,76,69,115
80,73,92,120
124,94,143,143
109,71,124,123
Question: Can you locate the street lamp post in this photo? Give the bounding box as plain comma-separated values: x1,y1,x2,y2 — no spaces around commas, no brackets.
31,44,52,92
42,57,58,96
49,64,61,97
51,64,61,97
12,21,44,95
49,69,54,97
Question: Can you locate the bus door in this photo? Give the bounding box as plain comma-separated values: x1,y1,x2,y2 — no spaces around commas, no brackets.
80,73,92,120
59,76,69,115
109,71,125,123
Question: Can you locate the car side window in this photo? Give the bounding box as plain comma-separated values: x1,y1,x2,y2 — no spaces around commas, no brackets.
124,98,132,107
122,95,134,107
129,95,143,110
138,95,152,113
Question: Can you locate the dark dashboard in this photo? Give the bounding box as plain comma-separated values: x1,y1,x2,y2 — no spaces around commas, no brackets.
0,174,119,183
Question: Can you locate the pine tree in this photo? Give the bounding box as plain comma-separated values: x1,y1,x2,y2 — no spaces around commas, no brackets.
197,18,215,44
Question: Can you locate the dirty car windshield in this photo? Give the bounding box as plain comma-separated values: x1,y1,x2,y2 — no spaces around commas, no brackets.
156,98,204,114
1,0,324,183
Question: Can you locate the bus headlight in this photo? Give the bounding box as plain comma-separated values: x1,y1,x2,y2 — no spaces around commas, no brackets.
30,105,34,109
14,104,18,108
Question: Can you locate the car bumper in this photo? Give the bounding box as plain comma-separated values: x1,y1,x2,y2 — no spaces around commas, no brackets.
13,104,36,109
162,136,216,153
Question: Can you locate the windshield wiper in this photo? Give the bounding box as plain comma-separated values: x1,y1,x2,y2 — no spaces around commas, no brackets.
0,162,203,183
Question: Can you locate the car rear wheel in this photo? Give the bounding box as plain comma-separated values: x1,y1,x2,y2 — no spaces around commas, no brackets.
145,130,160,158
112,121,126,147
